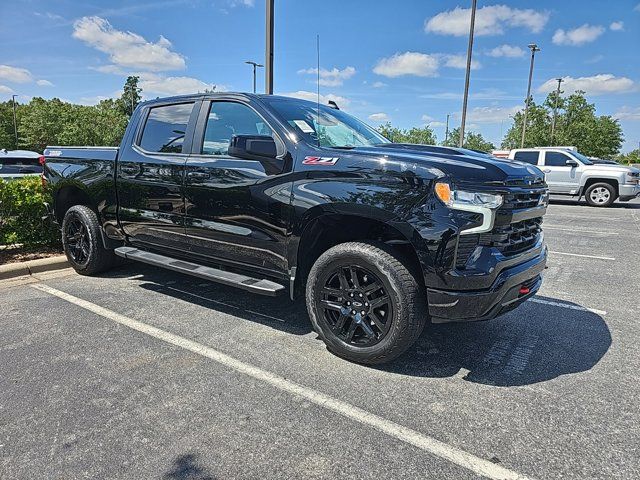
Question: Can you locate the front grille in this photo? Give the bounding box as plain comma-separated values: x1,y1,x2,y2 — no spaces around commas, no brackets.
501,191,544,210
455,216,544,268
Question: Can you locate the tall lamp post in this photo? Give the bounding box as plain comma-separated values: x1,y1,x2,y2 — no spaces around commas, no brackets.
11,94,19,149
520,43,540,148
265,0,274,94
459,0,477,148
245,61,264,93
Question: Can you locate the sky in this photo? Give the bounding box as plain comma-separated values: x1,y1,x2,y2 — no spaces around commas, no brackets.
1,0,639,151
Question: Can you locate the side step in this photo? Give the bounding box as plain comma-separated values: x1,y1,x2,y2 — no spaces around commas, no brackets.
115,246,285,296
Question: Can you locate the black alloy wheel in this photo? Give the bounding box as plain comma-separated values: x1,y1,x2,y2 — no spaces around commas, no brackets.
64,217,91,265
319,265,393,346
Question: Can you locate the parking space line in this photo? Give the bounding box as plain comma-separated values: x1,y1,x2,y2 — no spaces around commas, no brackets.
31,283,533,480
549,251,615,261
542,226,618,236
528,297,607,316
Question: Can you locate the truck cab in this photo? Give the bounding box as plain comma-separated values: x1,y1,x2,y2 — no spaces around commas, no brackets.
507,147,640,207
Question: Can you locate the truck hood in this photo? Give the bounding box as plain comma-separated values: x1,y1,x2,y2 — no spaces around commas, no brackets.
343,144,545,187
586,164,640,174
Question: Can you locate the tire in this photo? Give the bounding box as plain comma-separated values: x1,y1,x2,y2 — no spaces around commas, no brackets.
61,205,117,275
585,182,616,207
306,241,427,365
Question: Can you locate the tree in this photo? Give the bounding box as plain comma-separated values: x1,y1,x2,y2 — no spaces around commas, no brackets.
501,90,624,158
617,149,640,165
0,101,17,149
377,122,437,144
119,75,142,116
442,127,495,152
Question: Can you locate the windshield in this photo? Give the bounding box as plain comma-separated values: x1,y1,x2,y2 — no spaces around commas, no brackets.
572,151,593,165
264,98,389,148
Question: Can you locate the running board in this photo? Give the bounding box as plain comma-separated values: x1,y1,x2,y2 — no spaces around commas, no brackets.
114,246,285,296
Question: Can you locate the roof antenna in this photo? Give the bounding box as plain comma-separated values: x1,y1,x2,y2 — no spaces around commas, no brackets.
316,33,320,148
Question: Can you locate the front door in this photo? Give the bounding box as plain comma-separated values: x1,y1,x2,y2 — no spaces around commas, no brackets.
183,100,291,278
117,101,198,252
541,151,583,194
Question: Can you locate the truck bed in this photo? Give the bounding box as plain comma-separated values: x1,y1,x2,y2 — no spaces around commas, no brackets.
43,146,119,162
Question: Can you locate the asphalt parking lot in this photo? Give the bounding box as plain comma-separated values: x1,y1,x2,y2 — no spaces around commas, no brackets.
1,198,639,480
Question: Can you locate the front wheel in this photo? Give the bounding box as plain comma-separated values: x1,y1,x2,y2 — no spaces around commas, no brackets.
306,241,427,365
62,205,117,275
585,183,616,207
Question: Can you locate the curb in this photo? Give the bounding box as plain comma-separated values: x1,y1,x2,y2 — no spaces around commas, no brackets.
0,255,69,280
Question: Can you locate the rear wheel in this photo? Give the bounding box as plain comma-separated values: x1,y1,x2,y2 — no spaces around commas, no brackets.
62,205,116,275
585,183,616,207
306,241,427,365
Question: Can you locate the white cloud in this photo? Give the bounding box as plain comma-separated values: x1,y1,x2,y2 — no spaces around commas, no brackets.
486,44,525,58
552,24,605,46
421,115,435,122
373,52,439,78
282,91,350,108
36,79,54,86
467,105,521,124
425,5,549,36
368,113,390,122
138,73,223,96
72,16,186,72
297,66,356,87
230,0,254,6
443,54,481,70
429,121,447,127
538,74,635,95
420,88,514,101
609,21,624,31
635,3,640,12
0,65,33,83
78,95,113,106
91,64,126,75
0,85,14,94
613,106,640,121
371,81,387,88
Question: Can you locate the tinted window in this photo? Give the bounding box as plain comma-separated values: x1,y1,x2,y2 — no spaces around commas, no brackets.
545,151,571,167
139,103,194,153
513,151,539,165
202,102,273,155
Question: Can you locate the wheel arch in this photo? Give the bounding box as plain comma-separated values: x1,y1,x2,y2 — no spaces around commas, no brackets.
580,177,619,198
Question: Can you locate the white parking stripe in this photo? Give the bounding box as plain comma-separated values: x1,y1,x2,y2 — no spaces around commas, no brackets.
528,297,607,316
32,283,533,480
549,251,615,261
542,226,618,235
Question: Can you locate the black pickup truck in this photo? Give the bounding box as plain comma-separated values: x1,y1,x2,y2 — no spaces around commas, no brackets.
43,93,548,364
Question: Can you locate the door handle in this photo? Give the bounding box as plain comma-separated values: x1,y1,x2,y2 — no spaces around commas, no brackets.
120,165,140,175
188,171,210,180
543,169,551,173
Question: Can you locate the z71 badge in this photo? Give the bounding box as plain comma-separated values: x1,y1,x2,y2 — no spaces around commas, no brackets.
302,156,339,166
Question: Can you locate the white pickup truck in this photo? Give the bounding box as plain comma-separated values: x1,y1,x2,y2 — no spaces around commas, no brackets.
500,148,640,207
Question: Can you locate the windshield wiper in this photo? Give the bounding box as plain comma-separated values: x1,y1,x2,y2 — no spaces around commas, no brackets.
332,145,357,150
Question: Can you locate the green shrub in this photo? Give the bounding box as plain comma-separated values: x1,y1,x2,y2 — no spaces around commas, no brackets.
0,177,61,247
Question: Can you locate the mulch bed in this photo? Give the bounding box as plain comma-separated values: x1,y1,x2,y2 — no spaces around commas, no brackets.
0,245,63,265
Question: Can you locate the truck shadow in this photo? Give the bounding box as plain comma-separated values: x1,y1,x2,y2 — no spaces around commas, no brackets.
162,453,216,480
103,265,611,387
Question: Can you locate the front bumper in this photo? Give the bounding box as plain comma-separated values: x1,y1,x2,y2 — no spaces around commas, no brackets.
618,184,640,201
427,245,547,323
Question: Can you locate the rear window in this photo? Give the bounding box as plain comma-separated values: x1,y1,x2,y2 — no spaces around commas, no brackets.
513,151,539,165
139,103,194,153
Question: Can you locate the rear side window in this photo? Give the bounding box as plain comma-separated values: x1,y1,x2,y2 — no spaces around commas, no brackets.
139,103,194,153
513,151,540,165
544,151,571,167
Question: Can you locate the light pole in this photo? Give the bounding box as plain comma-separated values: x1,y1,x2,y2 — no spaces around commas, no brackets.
245,61,264,93
459,0,477,148
265,0,274,94
445,114,450,144
550,77,563,145
520,43,540,148
11,94,18,149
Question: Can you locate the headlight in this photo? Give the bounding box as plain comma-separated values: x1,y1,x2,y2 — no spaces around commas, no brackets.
626,172,639,185
434,182,503,234
435,182,503,209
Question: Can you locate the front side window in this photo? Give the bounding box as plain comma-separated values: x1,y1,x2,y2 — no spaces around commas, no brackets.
201,102,273,155
544,151,571,167
139,103,194,153
263,97,389,148
513,151,539,165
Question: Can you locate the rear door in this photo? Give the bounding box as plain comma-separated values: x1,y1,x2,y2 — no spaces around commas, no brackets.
183,99,291,277
542,150,582,193
116,100,199,252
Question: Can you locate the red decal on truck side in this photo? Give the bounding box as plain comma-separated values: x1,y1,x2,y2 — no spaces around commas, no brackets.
302,156,339,166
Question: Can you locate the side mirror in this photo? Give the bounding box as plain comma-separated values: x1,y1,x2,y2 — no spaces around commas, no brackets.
565,159,579,167
228,135,278,160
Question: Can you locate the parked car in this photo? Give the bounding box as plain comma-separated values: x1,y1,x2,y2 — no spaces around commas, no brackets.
0,149,43,180
42,93,549,364
505,148,640,207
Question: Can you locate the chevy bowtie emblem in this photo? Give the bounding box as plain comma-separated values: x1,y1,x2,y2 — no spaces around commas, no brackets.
303,156,339,166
